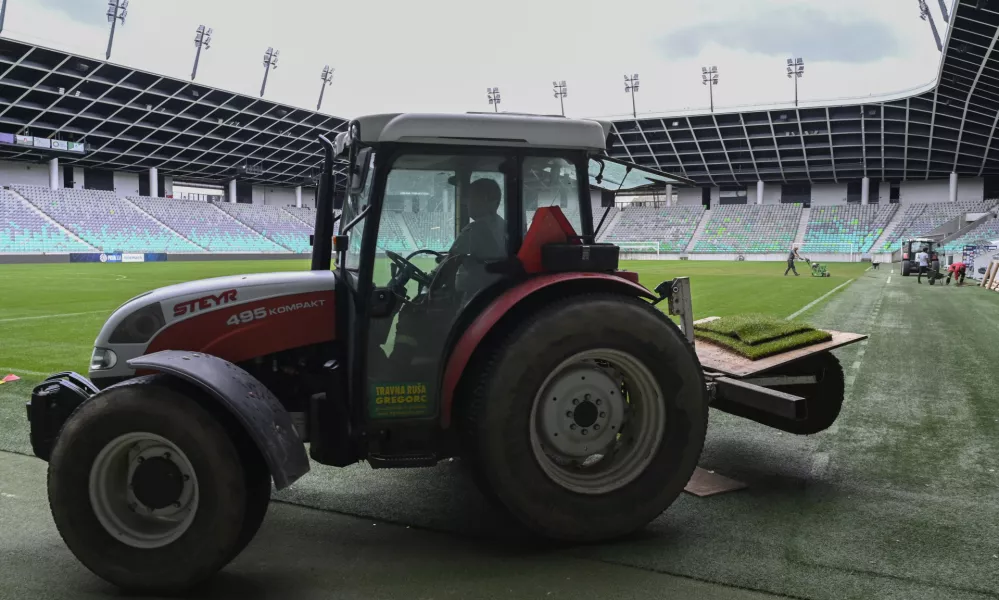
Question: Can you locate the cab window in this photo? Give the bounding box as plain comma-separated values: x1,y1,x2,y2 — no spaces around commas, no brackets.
522,156,583,234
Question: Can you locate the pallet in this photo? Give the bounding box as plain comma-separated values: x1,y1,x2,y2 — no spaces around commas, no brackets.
982,260,999,291
693,318,868,378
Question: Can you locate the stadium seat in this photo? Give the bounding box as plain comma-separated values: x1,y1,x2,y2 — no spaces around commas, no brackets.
800,204,897,254
693,204,802,253
129,196,285,252
0,189,93,253
214,202,314,253
603,205,704,252
13,185,201,253
879,200,998,252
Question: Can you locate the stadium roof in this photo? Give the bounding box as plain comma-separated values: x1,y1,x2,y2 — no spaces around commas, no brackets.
608,0,999,187
0,37,347,187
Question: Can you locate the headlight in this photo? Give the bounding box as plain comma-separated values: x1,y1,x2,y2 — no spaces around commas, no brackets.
108,302,165,344
90,348,118,371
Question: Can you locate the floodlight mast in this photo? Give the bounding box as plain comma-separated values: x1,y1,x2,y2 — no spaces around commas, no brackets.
786,57,804,106
260,47,279,98
191,25,212,81
105,0,128,60
487,87,501,112
701,66,718,112
553,80,567,116
919,0,943,52
624,74,639,118
317,65,334,111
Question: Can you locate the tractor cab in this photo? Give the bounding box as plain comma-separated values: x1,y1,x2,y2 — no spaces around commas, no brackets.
900,237,940,276
310,113,691,463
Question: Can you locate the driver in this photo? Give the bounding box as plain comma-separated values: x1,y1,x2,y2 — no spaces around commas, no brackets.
448,178,506,295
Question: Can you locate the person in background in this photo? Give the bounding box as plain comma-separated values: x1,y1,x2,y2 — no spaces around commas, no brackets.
785,246,804,276
946,260,967,286
915,246,930,283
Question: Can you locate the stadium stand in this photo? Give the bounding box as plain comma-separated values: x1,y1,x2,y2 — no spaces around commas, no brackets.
0,188,93,253
129,196,284,252
13,185,202,253
603,205,704,252
693,204,802,253
942,215,999,252
282,206,319,228
375,211,413,252
800,204,898,254
401,211,454,251
215,202,314,253
878,200,998,251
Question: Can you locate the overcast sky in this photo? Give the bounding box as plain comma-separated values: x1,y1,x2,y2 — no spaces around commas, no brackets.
3,0,952,120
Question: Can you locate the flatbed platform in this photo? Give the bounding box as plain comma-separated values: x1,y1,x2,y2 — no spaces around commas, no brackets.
694,329,868,378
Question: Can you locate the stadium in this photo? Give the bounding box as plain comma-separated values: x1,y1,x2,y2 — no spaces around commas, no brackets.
1,1,998,600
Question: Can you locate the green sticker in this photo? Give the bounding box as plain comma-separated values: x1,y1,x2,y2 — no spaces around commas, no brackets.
369,382,432,419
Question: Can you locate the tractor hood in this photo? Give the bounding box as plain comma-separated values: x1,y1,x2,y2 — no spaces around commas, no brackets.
89,270,336,382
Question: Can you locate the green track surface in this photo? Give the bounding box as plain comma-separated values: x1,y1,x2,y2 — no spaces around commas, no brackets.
2,260,998,599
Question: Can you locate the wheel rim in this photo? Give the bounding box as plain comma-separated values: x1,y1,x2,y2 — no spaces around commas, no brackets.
88,432,199,549
529,349,666,495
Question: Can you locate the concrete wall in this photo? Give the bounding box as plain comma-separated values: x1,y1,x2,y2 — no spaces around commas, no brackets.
811,183,848,205
762,186,782,205
675,188,702,206
112,171,140,196
251,185,303,206
0,160,49,187
896,178,984,205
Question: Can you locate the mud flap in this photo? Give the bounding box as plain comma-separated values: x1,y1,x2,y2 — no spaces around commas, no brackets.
128,350,310,489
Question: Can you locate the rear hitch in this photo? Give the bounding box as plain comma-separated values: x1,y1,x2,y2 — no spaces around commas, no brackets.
654,277,694,344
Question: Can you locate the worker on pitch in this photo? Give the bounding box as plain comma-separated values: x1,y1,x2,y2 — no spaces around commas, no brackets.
785,246,805,276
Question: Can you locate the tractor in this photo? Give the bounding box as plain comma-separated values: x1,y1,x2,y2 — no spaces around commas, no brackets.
26,113,867,593
900,237,940,276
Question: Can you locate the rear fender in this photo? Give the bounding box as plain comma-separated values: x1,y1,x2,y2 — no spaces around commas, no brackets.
127,350,310,489
440,273,655,428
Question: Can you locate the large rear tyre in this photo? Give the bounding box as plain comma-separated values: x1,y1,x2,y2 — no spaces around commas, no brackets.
460,294,708,542
47,376,263,594
901,260,911,276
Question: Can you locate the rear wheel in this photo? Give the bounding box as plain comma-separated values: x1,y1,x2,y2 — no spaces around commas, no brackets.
47,376,263,593
901,260,911,276
461,294,708,542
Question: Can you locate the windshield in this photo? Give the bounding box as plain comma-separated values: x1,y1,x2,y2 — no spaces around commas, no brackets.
341,152,375,271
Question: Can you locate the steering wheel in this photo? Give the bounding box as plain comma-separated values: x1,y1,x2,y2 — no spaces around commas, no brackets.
385,250,434,287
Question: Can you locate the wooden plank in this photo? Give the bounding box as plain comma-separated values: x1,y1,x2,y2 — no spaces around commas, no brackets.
695,329,868,377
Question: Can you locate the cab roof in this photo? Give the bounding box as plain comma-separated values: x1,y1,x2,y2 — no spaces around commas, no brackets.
348,112,611,152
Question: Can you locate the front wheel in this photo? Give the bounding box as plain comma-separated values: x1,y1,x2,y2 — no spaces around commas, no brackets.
901,260,911,276
460,294,708,542
47,376,266,594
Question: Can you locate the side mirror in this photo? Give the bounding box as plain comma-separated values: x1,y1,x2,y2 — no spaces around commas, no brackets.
350,147,373,195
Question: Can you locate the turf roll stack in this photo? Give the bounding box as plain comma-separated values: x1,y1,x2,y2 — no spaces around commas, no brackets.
693,314,831,360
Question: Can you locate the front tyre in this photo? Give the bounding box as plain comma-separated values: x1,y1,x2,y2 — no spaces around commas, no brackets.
461,294,708,542
47,376,259,593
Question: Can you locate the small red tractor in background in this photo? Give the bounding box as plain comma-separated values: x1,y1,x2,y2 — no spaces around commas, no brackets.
27,113,865,593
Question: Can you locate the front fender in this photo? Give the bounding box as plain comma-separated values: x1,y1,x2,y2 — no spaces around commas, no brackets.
127,350,310,490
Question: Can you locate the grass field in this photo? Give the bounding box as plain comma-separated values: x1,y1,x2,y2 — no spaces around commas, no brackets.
2,259,998,599
0,259,866,377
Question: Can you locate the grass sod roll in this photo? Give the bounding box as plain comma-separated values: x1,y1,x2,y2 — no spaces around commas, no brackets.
693,313,832,360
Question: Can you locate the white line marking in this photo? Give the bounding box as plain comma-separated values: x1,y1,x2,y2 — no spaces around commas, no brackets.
0,310,106,323
786,279,854,321
0,367,47,376
852,361,862,371
845,375,856,386
887,276,892,284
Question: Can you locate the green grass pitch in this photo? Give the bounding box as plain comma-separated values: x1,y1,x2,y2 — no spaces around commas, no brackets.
1,258,998,599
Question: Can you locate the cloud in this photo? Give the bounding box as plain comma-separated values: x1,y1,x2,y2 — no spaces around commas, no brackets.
33,0,108,27
662,6,900,64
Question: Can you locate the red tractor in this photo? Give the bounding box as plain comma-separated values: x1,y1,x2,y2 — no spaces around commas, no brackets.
26,113,865,593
